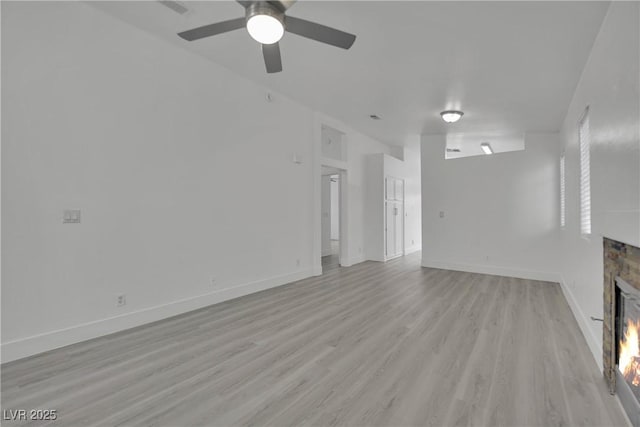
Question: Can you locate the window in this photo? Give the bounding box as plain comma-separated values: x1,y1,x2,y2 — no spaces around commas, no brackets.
560,154,566,228
579,107,591,235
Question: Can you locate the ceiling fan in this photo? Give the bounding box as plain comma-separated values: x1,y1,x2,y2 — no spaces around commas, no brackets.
177,0,356,73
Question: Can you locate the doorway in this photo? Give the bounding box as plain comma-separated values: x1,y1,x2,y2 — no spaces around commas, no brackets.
313,119,350,275
321,167,344,271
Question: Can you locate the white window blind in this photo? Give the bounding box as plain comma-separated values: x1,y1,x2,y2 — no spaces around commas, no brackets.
579,108,591,235
560,154,566,228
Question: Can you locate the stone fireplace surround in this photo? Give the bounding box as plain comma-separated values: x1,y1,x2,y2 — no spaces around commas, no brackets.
604,237,640,392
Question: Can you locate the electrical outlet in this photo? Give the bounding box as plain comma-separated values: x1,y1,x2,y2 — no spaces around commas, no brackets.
439,211,445,218
210,277,216,286
63,209,81,224
296,259,300,267
116,294,126,307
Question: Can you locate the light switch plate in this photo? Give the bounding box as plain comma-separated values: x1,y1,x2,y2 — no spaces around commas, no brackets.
63,209,81,224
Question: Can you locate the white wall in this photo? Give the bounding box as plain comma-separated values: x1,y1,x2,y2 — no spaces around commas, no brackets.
343,129,389,264
558,1,640,369
3,1,318,360
321,127,346,162
1,1,320,361
1,1,405,362
364,154,385,261
421,133,561,281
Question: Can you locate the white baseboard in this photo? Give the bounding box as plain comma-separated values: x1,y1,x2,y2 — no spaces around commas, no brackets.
1,269,314,363
558,275,603,372
422,259,561,283
344,255,366,267
312,264,323,276
404,245,421,255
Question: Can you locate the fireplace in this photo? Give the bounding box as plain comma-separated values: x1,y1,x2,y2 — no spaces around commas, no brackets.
604,237,640,426
615,277,640,425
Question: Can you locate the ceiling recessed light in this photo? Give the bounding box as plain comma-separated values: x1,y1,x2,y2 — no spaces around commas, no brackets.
480,142,493,155
370,114,382,120
440,110,464,123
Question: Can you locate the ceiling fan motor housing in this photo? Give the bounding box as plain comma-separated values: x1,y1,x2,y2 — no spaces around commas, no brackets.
246,2,285,27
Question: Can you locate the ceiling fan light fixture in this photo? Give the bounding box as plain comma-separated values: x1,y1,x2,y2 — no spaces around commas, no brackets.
246,3,285,44
440,110,464,123
178,0,357,73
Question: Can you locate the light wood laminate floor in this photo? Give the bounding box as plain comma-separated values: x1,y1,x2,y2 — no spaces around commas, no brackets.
1,253,629,426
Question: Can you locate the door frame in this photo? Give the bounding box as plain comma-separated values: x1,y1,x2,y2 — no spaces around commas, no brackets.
321,169,347,269
313,114,350,275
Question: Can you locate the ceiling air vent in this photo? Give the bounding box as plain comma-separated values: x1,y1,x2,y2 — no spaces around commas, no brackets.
446,148,461,153
158,1,189,15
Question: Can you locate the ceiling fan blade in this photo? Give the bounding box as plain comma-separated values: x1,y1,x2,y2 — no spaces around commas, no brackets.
178,17,245,41
285,16,356,49
280,0,297,10
262,43,283,73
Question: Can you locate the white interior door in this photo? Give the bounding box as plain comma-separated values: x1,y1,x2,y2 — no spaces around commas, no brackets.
395,203,404,255
386,177,395,201
385,201,396,257
385,176,405,260
386,201,403,258
394,179,404,201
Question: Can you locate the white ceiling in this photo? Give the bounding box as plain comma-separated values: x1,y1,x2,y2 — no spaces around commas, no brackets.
92,1,610,146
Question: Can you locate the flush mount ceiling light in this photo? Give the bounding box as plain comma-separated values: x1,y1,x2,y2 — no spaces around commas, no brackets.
440,110,464,123
246,3,285,44
480,142,493,155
